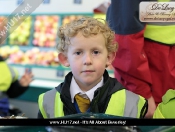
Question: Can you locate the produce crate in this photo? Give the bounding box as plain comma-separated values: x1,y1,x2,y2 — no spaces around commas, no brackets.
0,16,8,45
0,13,93,67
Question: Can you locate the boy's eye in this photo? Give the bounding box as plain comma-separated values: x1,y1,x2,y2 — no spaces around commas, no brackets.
75,51,81,55
93,50,100,55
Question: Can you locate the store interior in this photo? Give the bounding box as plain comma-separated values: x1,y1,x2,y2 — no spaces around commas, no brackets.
0,0,113,118
0,1,175,132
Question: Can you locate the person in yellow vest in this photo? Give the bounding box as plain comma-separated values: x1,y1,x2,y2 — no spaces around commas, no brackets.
0,54,33,117
38,17,148,119
153,89,175,118
0,22,33,116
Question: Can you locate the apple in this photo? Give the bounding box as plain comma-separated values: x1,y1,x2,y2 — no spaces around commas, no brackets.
33,15,59,47
9,16,32,45
0,17,8,45
3,46,60,66
62,15,84,25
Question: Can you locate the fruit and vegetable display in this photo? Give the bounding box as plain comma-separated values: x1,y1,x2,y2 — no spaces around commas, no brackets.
0,14,113,71
2,15,89,48
0,45,19,60
0,15,90,66
0,46,59,66
33,15,59,47
0,16,8,45
8,17,32,45
62,15,84,25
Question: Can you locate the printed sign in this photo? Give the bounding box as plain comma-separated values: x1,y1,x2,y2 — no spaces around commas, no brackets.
57,70,64,77
139,2,175,22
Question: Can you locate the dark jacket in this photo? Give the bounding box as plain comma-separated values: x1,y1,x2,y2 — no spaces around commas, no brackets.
38,70,131,118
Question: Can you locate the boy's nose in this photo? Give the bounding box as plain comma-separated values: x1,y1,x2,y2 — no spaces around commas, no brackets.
83,54,92,65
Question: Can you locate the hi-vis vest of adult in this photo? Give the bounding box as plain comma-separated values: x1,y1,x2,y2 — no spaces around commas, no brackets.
144,0,175,45
38,89,147,118
0,61,18,92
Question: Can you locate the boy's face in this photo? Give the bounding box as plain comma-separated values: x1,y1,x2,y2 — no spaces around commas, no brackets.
59,32,114,91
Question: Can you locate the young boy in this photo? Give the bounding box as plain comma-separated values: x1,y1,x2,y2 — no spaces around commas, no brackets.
38,17,148,119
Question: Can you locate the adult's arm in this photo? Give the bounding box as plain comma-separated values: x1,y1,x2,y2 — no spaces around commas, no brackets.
6,80,29,98
106,0,156,118
106,0,152,99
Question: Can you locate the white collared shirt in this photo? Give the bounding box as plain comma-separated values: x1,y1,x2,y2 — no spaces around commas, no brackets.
70,77,104,103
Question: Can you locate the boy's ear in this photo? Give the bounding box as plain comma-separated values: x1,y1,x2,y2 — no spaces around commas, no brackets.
58,53,70,67
106,52,116,67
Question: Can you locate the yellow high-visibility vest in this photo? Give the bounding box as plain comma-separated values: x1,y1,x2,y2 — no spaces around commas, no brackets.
38,89,147,118
144,0,175,45
0,61,18,91
153,89,175,118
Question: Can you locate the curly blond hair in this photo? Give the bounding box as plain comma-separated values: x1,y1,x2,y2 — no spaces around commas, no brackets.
57,17,118,54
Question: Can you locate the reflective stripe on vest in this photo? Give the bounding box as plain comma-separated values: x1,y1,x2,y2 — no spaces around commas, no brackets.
38,89,64,118
144,0,175,45
0,62,18,91
39,89,146,118
7,65,18,83
105,89,145,118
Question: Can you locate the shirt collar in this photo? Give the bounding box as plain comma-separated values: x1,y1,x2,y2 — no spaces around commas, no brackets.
70,77,104,103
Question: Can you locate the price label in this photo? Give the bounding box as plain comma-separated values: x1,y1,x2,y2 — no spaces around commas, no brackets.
17,0,24,5
56,70,64,77
74,0,82,4
43,0,50,4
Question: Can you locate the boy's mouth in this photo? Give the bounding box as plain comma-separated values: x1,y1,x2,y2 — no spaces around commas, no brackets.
82,70,95,73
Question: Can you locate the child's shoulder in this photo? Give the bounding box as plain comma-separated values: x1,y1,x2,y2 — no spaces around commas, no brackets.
153,89,175,118
44,88,59,96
